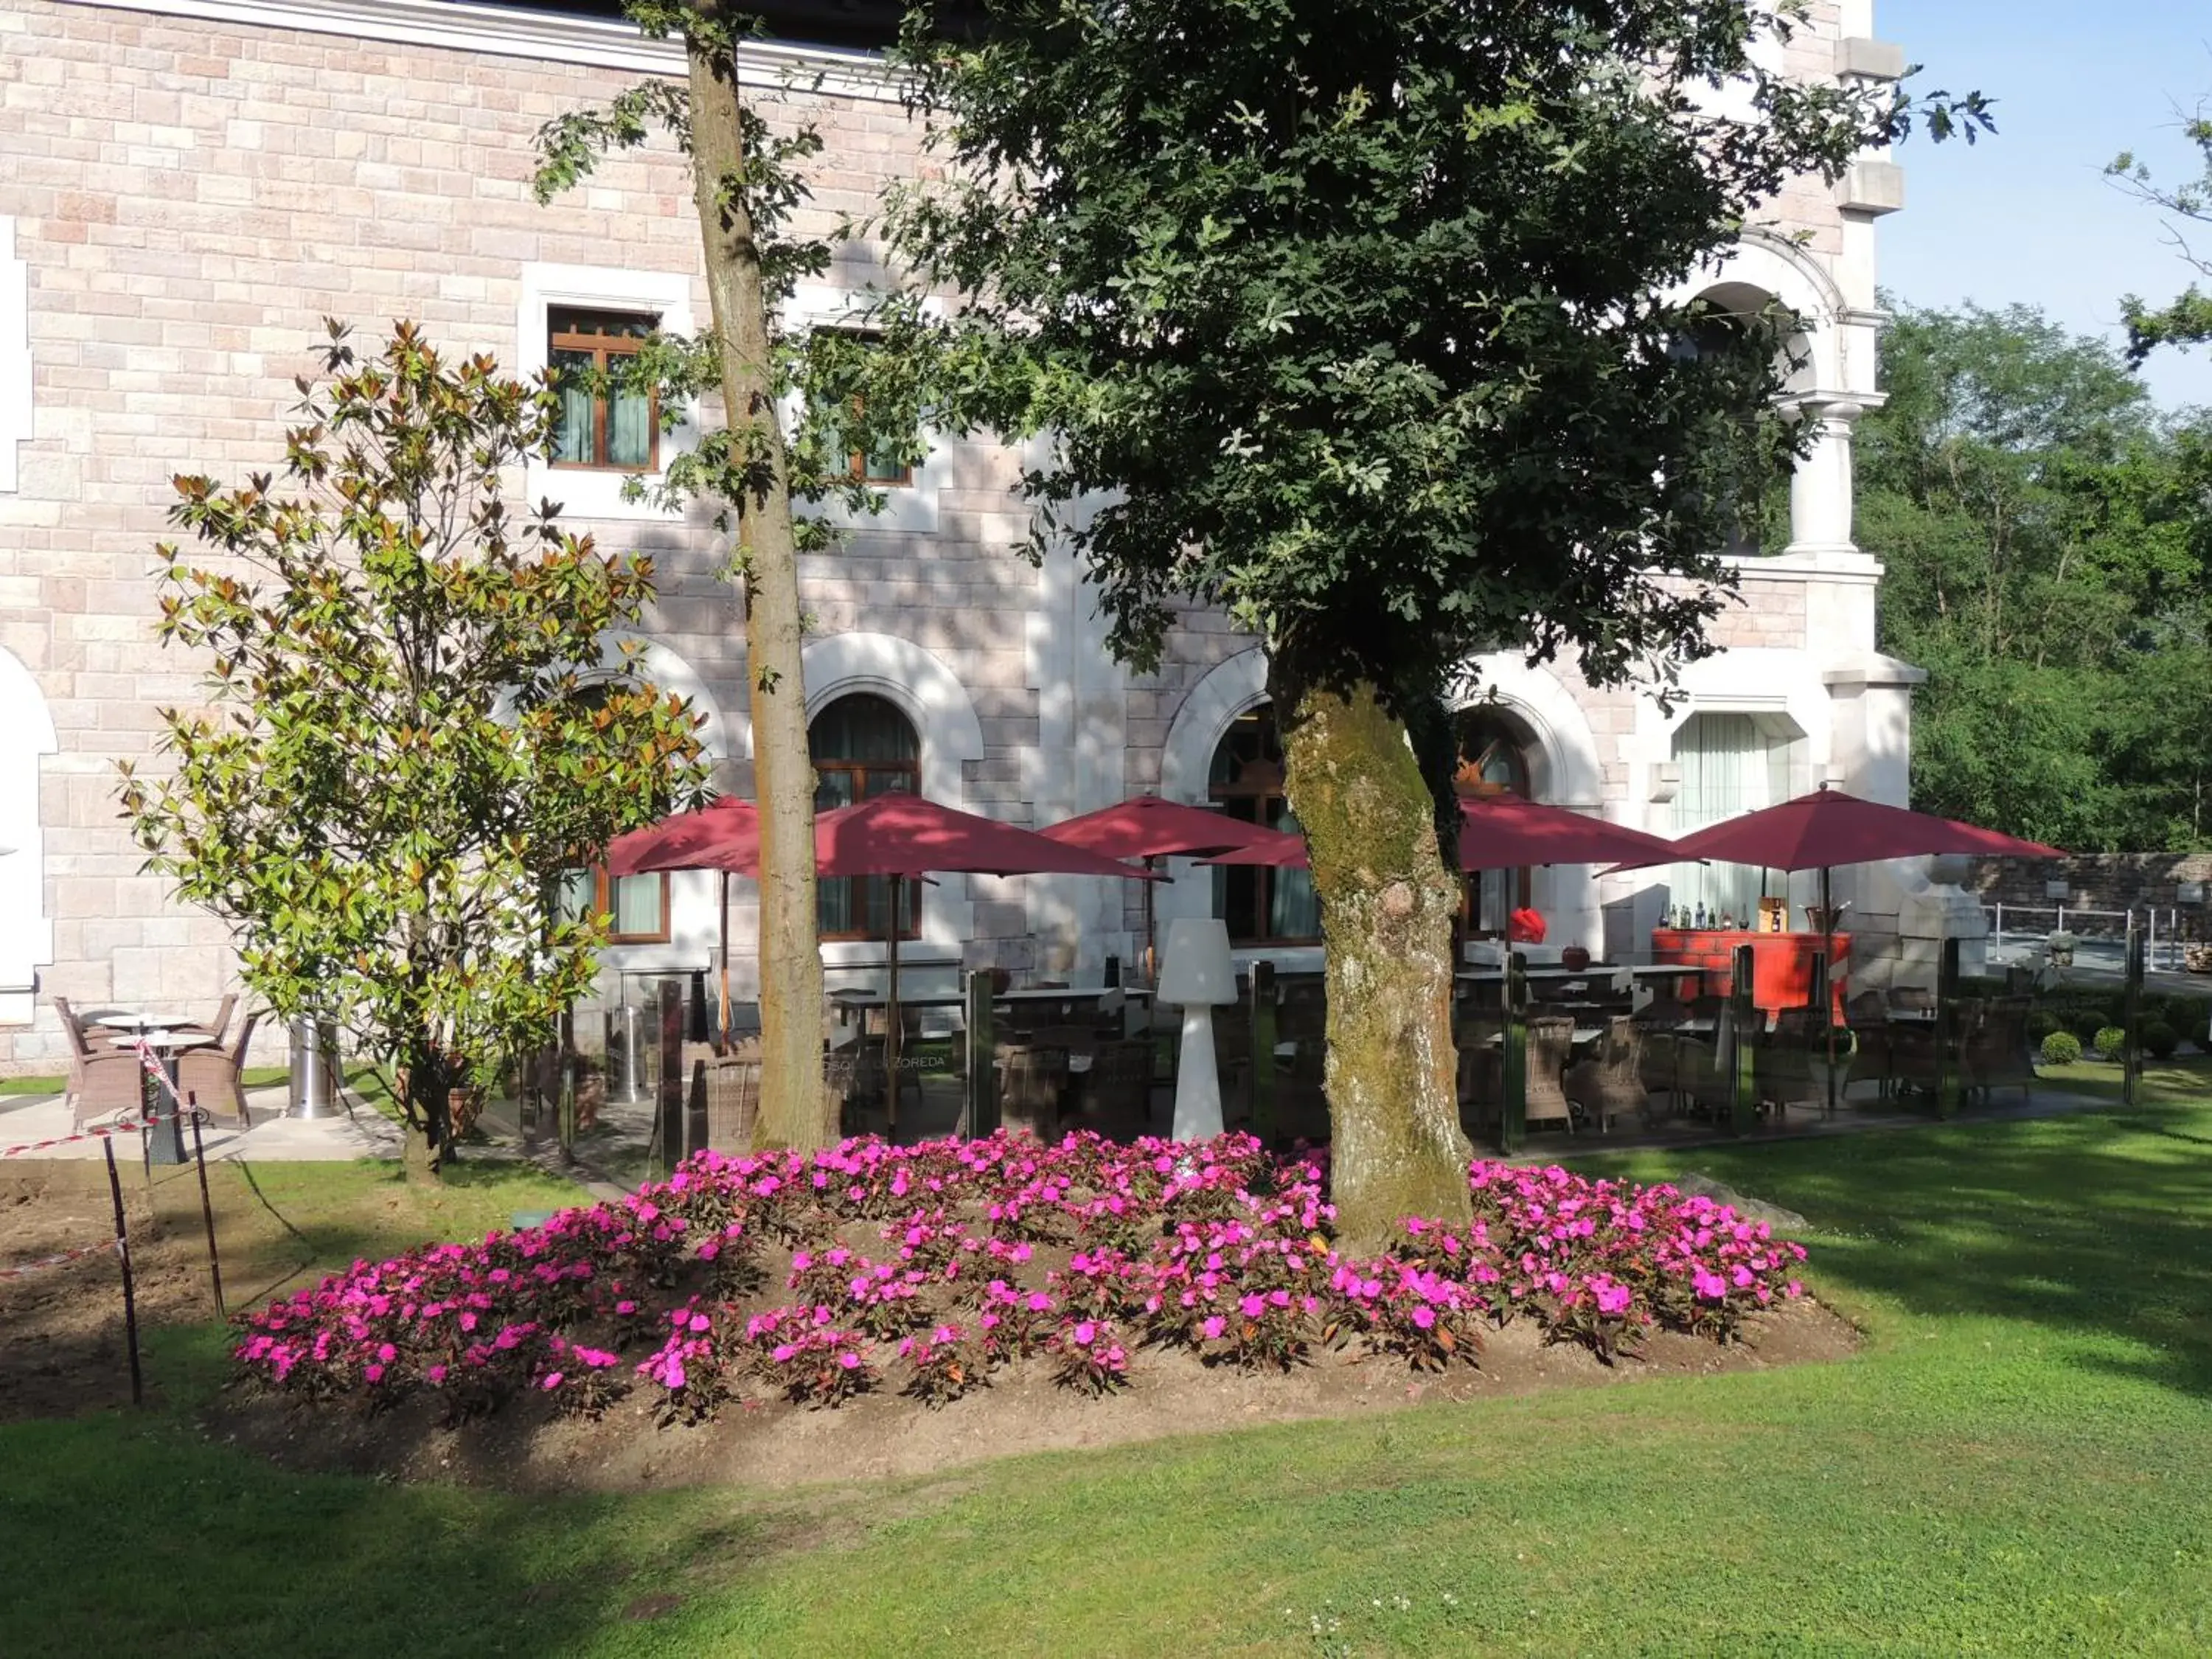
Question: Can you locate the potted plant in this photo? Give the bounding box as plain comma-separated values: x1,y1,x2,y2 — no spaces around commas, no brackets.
2047,929,2076,968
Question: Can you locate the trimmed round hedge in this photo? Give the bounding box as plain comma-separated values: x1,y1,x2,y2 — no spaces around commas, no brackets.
2039,1031,2083,1066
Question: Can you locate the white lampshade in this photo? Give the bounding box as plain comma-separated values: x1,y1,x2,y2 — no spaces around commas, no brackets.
1158,917,1236,1006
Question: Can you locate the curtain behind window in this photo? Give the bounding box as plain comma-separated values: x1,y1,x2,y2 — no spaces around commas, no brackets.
1669,712,1769,925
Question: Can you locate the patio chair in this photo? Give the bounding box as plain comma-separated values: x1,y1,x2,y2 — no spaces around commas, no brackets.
175,1008,262,1128
183,992,237,1046
824,1043,863,1138
1754,1007,1829,1119
1564,1015,1651,1134
1888,984,1935,1015
52,996,119,1046
1963,996,2036,1104
60,1007,145,1130
1454,1017,1503,1138
692,1036,762,1152
1524,1013,1576,1135
1067,1037,1152,1143
995,1041,1069,1138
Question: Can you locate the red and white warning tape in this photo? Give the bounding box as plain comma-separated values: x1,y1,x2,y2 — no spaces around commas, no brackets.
1,1119,148,1159
0,1236,122,1281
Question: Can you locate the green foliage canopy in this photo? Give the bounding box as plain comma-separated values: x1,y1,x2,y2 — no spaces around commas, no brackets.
882,0,1989,706
119,322,712,1152
1858,302,2212,849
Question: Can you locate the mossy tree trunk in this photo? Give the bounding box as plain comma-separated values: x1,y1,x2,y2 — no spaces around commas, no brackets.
1274,672,1472,1251
686,10,827,1150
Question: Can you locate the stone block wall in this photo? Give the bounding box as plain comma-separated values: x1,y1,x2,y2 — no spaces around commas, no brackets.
0,0,1885,1067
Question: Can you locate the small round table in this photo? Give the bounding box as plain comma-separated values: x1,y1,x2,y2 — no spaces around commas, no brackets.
104,1023,215,1165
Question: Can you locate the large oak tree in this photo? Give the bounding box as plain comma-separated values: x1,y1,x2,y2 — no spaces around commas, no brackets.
883,0,1986,1245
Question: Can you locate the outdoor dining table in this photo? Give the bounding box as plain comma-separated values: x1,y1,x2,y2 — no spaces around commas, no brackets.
100,1016,214,1164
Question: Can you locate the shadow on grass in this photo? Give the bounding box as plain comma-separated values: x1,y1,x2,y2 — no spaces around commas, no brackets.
1574,1102,2212,1399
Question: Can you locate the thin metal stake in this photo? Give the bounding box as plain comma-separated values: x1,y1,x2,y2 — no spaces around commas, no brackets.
188,1096,225,1318
102,1136,144,1408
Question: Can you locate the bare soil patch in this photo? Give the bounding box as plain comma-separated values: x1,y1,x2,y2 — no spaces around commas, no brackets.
204,1297,1856,1495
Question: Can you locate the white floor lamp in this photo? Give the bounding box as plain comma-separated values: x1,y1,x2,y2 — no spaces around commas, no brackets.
1160,917,1236,1141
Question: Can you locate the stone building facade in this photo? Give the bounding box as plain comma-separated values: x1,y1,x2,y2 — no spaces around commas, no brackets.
0,0,1961,1069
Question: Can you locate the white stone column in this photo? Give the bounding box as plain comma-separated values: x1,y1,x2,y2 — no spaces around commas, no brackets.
1787,398,1864,558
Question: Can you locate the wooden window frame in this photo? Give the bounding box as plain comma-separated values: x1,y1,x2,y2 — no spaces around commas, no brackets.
811,696,922,944
548,307,660,473
1455,723,1533,939
567,866,671,945
1208,707,1322,949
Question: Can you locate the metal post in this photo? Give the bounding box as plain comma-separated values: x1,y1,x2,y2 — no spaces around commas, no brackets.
2146,907,2157,975
2124,914,2145,1108
102,1137,143,1408
654,979,684,1179
1810,949,1836,1117
1248,960,1278,1147
1994,902,2003,951
187,1102,224,1318
1500,950,1528,1155
961,970,995,1138
1935,936,1961,1120
1728,943,1757,1135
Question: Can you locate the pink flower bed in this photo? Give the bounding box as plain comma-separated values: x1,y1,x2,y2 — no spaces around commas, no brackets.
233,1132,1806,1419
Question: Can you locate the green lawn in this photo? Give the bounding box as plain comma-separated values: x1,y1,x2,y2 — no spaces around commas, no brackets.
7,1096,2212,1655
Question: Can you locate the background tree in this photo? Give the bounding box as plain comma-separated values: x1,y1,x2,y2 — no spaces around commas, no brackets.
1857,301,2212,849
881,0,1986,1246
2111,96,2212,361
534,1,941,1151
119,323,712,1168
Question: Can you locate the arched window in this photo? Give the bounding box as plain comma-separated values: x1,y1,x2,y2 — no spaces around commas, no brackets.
1668,711,1800,927
810,693,921,941
1208,704,1319,945
1455,710,1533,937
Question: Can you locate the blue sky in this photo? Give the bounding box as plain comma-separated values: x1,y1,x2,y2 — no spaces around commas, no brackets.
1878,0,2212,411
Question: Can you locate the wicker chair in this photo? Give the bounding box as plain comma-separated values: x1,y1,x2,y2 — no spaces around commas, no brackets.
175,1009,262,1128
691,1036,763,1151
1963,996,2036,1104
995,1042,1069,1138
184,992,237,1046
60,1007,146,1130
1454,1017,1504,1139
1523,1014,1576,1134
1564,1015,1650,1134
1631,998,1688,1111
1754,1007,1829,1118
1068,1037,1152,1143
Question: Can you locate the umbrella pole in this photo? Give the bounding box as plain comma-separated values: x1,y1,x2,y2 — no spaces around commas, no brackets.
885,873,903,1136
718,871,731,1050
1143,856,1158,987
1821,865,1837,1116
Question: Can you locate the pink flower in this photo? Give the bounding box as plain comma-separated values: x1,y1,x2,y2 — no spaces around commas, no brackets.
540,1372,563,1391
1238,1294,1265,1319
1072,1321,1097,1346
1201,1315,1226,1341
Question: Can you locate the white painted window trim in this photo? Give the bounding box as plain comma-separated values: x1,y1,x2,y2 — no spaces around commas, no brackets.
0,647,58,1026
800,630,986,965
0,218,28,495
517,263,697,524
783,282,948,537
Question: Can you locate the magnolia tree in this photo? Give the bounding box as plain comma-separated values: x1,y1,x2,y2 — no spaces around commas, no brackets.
531,0,942,1150
883,0,1989,1246
119,322,712,1168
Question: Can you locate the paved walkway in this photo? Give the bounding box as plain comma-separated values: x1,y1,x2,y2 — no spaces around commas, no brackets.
0,1082,403,1162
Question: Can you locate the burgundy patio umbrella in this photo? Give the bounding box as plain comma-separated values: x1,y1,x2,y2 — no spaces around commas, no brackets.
1601,785,2067,1108
1040,794,1303,983
1206,791,1683,872
810,793,1164,1125
605,795,761,1037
